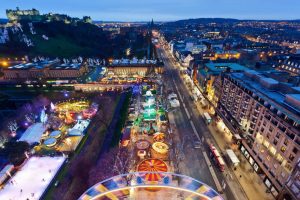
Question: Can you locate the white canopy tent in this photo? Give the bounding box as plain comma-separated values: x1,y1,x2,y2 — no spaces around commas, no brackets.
226,149,240,166
19,123,46,144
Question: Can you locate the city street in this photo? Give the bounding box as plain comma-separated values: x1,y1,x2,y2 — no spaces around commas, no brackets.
157,46,240,200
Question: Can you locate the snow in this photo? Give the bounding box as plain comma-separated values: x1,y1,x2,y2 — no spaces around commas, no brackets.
19,123,46,144
0,156,65,200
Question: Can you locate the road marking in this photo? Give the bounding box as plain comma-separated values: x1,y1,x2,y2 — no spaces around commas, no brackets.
182,103,191,119
203,151,223,193
189,120,200,141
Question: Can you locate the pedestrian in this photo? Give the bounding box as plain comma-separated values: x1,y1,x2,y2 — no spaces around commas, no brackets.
20,189,23,193
239,175,242,178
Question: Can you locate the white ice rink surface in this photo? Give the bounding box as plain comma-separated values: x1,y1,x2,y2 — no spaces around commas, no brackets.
0,156,65,200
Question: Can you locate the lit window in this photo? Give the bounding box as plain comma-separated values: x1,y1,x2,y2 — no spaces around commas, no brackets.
281,146,286,153
276,154,283,163
263,140,270,148
269,146,276,155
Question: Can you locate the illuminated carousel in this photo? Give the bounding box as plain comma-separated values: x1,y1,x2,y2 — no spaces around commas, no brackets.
136,140,151,160
137,159,168,182
151,142,169,160
153,132,165,142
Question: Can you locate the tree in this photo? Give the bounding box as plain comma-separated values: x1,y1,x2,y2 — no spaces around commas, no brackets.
0,141,30,166
7,120,18,137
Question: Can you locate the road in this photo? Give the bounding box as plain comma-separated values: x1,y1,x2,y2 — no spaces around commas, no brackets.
157,46,236,200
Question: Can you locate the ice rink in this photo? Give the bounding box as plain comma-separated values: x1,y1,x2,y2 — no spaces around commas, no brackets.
0,156,65,200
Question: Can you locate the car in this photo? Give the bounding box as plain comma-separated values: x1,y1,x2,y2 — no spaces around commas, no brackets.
193,141,201,149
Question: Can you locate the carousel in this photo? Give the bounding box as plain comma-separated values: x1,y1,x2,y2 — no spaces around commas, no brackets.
136,140,151,160
151,142,169,160
49,130,62,139
153,132,165,142
43,137,57,147
137,158,168,182
136,140,150,150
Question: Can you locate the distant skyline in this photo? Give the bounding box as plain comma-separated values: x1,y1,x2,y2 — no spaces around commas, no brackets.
1,0,300,21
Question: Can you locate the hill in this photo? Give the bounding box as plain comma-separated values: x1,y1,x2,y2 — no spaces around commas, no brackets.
0,20,148,58
163,18,300,26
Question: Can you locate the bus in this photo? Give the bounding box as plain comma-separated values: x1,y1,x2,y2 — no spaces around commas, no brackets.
209,144,225,172
203,112,212,124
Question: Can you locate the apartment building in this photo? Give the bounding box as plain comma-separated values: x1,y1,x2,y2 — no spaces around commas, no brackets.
278,161,300,200
277,55,300,76
218,70,300,198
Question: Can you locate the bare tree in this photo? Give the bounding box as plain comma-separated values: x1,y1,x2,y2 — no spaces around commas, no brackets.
25,113,36,124
0,135,7,148
8,120,18,137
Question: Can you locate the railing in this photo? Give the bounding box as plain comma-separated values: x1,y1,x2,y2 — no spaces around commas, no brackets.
78,172,223,200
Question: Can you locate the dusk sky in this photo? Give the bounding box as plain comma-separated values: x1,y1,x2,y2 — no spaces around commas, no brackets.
1,0,300,21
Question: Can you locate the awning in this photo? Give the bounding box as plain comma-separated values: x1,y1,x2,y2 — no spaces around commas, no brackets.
234,134,242,140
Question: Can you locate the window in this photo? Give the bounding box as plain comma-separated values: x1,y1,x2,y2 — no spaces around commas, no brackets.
278,125,286,132
273,139,278,146
263,140,270,148
281,146,286,153
276,132,280,139
271,119,278,126
269,146,276,155
276,154,283,163
263,121,267,126
289,154,295,161
269,126,274,133
284,139,289,146
292,147,298,154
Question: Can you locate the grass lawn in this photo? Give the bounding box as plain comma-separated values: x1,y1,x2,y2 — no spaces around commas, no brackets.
29,35,94,57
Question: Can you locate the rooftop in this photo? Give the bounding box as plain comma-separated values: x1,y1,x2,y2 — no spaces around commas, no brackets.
205,63,248,73
7,60,83,70
228,70,300,124
19,122,46,144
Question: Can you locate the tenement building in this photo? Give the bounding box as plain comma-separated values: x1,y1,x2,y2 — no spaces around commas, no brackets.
218,70,300,198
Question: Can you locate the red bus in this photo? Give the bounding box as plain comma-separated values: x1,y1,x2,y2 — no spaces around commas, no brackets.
209,144,225,172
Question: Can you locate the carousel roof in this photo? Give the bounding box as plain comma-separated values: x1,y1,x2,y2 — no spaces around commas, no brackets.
137,159,168,181
49,130,61,138
44,137,57,146
152,142,169,154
